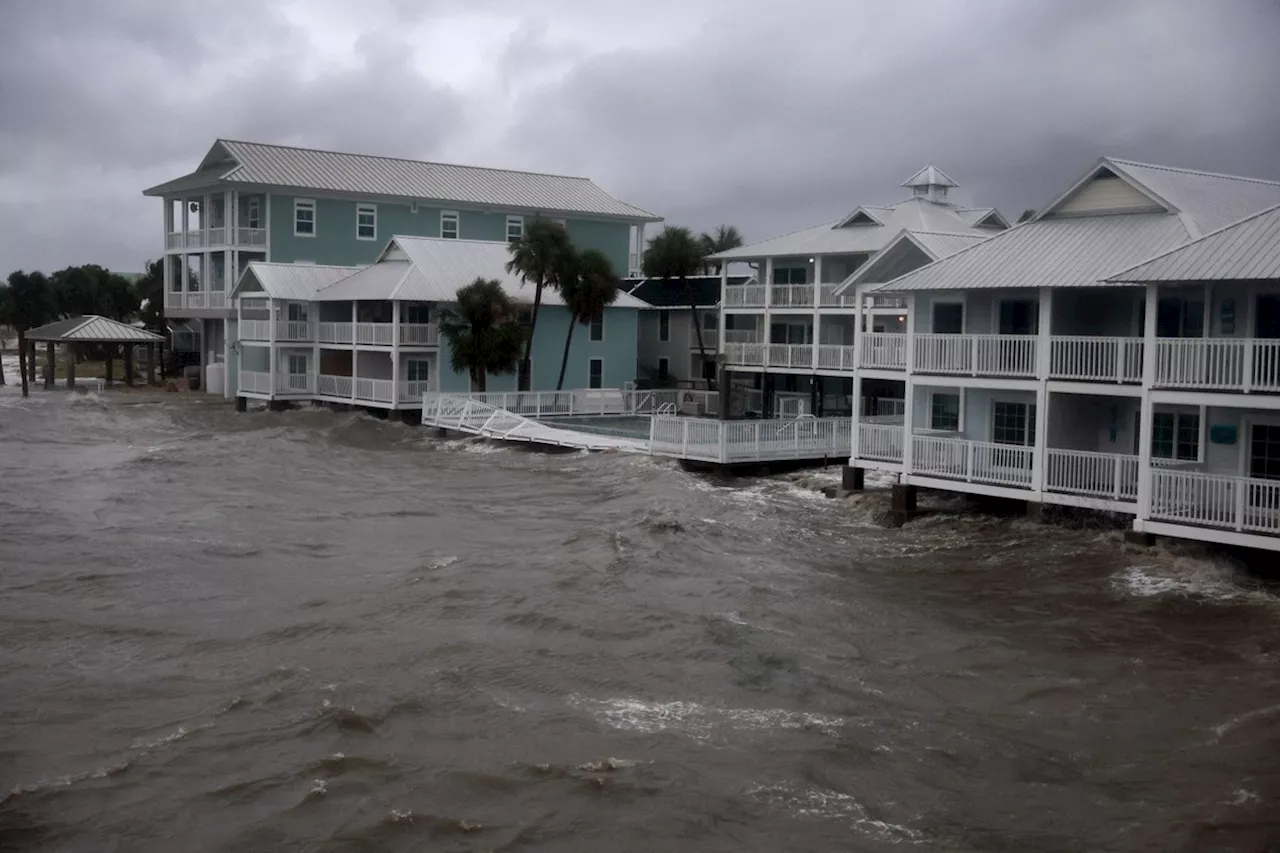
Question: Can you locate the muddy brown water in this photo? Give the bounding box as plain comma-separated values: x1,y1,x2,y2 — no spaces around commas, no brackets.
1,382,1279,852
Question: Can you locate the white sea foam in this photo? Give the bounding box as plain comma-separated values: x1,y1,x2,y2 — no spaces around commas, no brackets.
747,783,921,842
571,696,850,740
1115,560,1275,605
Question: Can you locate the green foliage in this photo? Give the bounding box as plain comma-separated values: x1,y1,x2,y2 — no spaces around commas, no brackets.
438,278,527,392
698,224,744,273
555,249,620,390
2,270,55,331
505,219,574,380
49,264,140,321
643,226,718,388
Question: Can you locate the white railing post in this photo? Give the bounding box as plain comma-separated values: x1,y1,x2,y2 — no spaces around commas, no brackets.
1243,338,1255,394
681,419,689,456
965,441,975,482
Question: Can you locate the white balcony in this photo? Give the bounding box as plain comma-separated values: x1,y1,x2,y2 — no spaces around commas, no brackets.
860,333,907,369
724,285,766,308
318,322,353,344
767,343,813,369
915,334,1038,377
650,416,851,464
818,285,858,308
276,372,313,394
816,344,857,370
239,319,271,341
723,342,767,366
399,323,439,346
769,285,814,309
1045,449,1138,501
1151,469,1280,535
858,422,904,462
723,329,761,344
1154,338,1280,393
236,227,267,246
166,227,267,251
317,374,352,397
355,323,395,346
400,380,434,404
164,291,229,313
239,370,272,394
1050,337,1143,383
355,377,394,403
913,435,1035,488
276,320,313,342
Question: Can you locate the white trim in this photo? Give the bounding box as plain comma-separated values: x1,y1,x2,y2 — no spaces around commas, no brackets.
440,210,460,239
356,203,377,241
588,356,604,389
293,198,316,238
990,398,1036,447
506,215,524,243
246,195,261,230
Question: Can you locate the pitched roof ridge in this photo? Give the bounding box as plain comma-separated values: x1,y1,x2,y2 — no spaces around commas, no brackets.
250,261,360,270
1106,157,1280,187
907,228,991,237
218,138,595,183
390,234,513,245
1107,201,1280,279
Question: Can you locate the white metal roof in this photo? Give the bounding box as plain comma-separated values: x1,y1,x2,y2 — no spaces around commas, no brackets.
711,197,1003,261
25,315,164,342
1107,203,1280,283
872,213,1192,292
232,262,359,300
313,236,649,308
144,139,661,221
902,164,959,188
837,230,992,292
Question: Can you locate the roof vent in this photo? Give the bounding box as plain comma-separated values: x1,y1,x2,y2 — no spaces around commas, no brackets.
902,164,959,204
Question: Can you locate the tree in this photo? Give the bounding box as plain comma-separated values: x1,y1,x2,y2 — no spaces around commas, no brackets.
135,259,165,332
698,224,744,274
642,226,715,388
505,219,573,389
49,265,140,322
2,270,55,397
438,278,526,393
555,249,620,391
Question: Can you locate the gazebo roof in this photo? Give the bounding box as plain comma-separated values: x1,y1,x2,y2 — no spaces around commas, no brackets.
24,315,164,343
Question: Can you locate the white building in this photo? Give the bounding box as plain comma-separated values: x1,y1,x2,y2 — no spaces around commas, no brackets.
846,157,1280,552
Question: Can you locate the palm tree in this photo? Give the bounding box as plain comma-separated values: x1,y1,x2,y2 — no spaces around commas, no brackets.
505,219,573,390
438,278,526,393
698,225,744,274
555,249,620,390
3,271,54,397
643,226,715,388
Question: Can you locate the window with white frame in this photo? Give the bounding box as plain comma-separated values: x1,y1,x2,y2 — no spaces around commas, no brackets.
404,304,431,324
506,215,524,243
992,401,1036,447
1152,411,1200,460
589,312,604,341
588,358,603,389
294,199,316,236
658,357,669,380
658,310,670,342
287,303,308,322
246,197,261,229
930,393,960,432
287,354,307,375
356,204,377,240
441,211,459,239
406,359,431,383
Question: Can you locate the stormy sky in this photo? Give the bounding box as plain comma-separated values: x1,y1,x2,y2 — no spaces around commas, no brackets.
2,0,1278,273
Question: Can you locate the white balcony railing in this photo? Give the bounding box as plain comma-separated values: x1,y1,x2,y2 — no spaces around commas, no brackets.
723,342,767,366
914,334,1038,377
723,329,761,344
1050,337,1143,383
858,423,904,462
183,230,205,249
355,323,395,346
276,320,313,342
317,374,353,397
818,284,858,308
860,333,907,369
398,323,439,346
770,284,814,309
868,295,908,309
318,322,353,344
1154,338,1280,393
400,380,433,403
277,372,312,394
767,343,813,369
816,344,857,370
207,227,226,246
649,415,851,464
165,292,184,312
239,370,272,394
1151,469,1280,534
239,319,271,341
724,285,766,308
355,377,394,403
913,436,1035,488
236,227,268,246
1045,449,1139,501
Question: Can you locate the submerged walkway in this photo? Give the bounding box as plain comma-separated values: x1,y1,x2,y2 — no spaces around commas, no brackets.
421,393,852,465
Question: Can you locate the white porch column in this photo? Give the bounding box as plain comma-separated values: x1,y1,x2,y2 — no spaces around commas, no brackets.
391,300,401,407
1033,386,1049,493
268,300,278,398
902,293,917,476
1136,284,1159,523
1036,286,1053,381
812,255,823,370
850,372,862,463
351,301,359,402
181,196,189,236
853,284,863,369
764,257,774,306
719,262,728,361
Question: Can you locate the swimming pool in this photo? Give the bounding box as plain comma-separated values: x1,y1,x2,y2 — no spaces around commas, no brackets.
539,415,654,440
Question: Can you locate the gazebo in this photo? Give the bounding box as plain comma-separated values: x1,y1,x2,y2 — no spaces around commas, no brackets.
22,315,165,390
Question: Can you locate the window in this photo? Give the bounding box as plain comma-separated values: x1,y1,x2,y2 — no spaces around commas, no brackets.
658,310,670,342
1156,298,1204,337
441,211,459,239
930,393,960,432
294,199,315,237
998,300,1037,335
993,401,1036,446
246,197,261,229
404,305,431,324
773,267,807,284
356,204,377,240
287,303,308,322
506,215,524,243
589,312,604,342
588,358,603,389
658,357,670,380
932,302,964,334
518,358,531,391
1152,411,1200,461
287,354,307,375
1250,424,1280,481
406,359,431,382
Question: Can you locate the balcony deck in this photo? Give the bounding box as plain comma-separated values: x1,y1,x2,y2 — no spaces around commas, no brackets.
238,322,438,347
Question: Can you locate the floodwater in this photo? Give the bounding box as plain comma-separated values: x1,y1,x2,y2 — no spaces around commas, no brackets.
2,377,1280,851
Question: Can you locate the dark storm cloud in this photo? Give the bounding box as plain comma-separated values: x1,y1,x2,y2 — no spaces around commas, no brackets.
1,0,1278,272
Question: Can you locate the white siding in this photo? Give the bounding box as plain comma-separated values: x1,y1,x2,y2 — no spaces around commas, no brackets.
1053,175,1163,216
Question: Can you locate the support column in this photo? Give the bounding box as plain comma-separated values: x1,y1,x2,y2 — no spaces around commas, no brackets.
1136,284,1159,527
27,340,37,383
268,301,278,399
351,300,358,403
44,342,54,388
842,465,865,491
124,344,135,385
851,371,862,462
717,366,731,420
1036,286,1053,381
104,347,114,387
902,293,917,476
391,300,401,409
812,255,823,371
65,343,77,389
1033,386,1049,493
235,395,247,412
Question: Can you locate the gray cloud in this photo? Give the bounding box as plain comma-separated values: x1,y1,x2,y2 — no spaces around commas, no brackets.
1,0,1278,273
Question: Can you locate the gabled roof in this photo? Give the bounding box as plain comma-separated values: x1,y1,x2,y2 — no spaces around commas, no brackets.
835,206,885,228
231,262,359,300
836,229,993,293
624,275,752,308
312,236,649,307
144,139,661,221
902,164,958,188
873,213,1191,292
1107,203,1280,284
25,315,163,343
711,196,1005,261
958,207,1011,229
